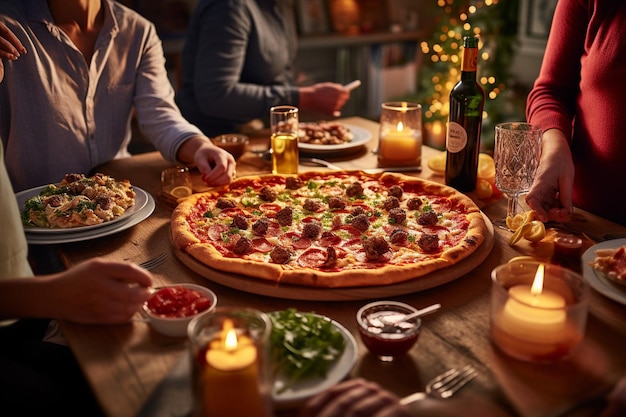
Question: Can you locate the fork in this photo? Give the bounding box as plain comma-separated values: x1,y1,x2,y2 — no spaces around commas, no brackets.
138,252,168,271
399,365,478,405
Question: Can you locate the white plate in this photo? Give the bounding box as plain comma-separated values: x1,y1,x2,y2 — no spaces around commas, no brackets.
581,238,626,305
298,124,372,153
24,193,155,245
271,313,358,410
17,185,149,234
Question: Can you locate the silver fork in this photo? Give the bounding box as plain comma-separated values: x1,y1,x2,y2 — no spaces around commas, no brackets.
138,252,168,271
399,365,478,405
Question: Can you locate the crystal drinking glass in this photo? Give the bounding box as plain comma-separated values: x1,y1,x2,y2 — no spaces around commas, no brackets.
494,122,542,226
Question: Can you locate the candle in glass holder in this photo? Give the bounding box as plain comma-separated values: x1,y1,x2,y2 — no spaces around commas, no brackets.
188,308,272,417
378,102,422,167
491,261,588,362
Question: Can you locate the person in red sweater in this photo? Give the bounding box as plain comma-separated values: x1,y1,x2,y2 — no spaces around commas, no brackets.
525,0,626,227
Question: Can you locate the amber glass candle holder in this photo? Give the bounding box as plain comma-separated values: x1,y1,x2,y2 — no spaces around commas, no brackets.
490,261,588,363
378,102,422,167
188,307,273,417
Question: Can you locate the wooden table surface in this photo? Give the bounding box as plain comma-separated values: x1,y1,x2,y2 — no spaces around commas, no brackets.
35,117,626,417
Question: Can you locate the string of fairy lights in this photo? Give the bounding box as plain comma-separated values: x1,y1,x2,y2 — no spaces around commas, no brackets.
418,0,507,149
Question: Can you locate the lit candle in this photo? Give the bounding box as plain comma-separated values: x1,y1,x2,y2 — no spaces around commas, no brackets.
200,319,269,417
379,121,421,161
492,264,583,361
378,102,422,166
499,265,567,342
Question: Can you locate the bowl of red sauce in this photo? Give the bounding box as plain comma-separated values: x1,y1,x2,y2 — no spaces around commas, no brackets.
211,133,249,160
143,283,217,337
356,300,422,362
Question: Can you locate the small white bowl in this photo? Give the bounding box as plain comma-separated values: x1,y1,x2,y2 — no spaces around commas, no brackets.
142,283,217,337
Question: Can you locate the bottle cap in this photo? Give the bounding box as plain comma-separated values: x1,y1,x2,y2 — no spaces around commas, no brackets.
463,36,479,48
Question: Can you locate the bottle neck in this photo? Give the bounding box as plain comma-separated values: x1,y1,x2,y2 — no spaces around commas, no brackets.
461,47,478,72
461,70,477,81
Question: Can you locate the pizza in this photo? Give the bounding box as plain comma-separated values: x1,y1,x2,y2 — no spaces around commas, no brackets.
589,246,626,284
171,171,488,288
298,122,354,145
21,173,136,229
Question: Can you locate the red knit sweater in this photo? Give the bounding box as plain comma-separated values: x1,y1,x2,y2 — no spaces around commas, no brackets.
526,0,626,226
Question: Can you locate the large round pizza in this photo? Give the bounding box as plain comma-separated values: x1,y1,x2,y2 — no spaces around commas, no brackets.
171,171,488,288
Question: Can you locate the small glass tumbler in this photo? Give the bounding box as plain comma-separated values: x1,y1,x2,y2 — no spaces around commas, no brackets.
551,233,584,273
187,307,273,417
490,261,588,363
378,102,422,167
270,105,299,175
161,166,192,204
356,300,421,362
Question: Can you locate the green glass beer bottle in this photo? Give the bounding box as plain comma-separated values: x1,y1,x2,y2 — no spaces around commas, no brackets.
445,36,485,192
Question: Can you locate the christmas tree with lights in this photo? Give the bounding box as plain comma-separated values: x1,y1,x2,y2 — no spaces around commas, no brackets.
412,0,520,150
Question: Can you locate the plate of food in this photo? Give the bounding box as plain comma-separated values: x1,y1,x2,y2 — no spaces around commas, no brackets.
16,173,147,234
269,309,358,409
298,122,372,153
23,193,155,245
582,238,626,305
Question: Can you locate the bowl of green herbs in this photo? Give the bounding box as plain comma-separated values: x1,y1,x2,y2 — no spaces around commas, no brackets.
268,308,358,410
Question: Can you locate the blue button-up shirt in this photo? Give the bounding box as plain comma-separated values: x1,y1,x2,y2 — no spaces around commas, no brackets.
0,0,203,191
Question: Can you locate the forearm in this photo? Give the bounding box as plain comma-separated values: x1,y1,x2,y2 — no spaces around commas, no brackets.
175,135,214,166
0,276,57,320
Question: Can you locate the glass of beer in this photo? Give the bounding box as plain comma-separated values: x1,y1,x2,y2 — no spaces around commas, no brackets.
270,106,299,174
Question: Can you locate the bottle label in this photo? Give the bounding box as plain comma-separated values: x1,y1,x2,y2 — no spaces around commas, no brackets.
462,47,478,72
446,121,467,153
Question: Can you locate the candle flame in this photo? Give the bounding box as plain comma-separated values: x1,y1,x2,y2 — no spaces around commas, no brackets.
530,264,545,295
397,121,404,132
432,121,443,135
221,318,238,351
225,328,238,351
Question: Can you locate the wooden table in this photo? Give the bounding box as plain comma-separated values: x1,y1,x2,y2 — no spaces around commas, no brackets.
35,117,626,417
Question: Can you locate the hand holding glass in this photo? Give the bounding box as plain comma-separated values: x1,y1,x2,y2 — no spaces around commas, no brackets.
494,122,542,223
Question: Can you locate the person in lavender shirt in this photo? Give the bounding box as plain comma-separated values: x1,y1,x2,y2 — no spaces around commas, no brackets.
0,0,235,192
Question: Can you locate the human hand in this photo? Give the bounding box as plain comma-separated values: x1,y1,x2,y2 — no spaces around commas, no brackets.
176,135,236,186
525,129,574,223
47,258,153,325
299,82,350,118
300,378,412,417
195,141,236,186
0,21,26,82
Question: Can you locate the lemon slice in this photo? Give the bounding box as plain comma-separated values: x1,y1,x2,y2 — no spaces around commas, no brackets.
523,220,546,242
475,179,493,199
427,151,446,174
509,222,532,245
477,153,495,179
508,256,537,263
505,210,535,231
169,186,192,198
